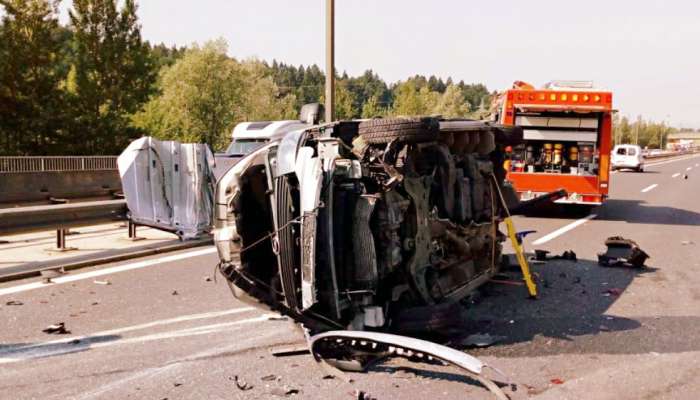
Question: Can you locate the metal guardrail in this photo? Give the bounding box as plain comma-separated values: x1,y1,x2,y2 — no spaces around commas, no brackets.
643,148,699,160
0,200,127,236
0,156,118,173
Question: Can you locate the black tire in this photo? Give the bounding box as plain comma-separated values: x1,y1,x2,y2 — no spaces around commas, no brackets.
358,117,439,144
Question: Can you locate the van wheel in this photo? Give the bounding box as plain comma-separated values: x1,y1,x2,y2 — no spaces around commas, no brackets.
637,165,644,173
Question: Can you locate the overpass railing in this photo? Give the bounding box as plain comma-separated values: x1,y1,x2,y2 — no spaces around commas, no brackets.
0,156,118,173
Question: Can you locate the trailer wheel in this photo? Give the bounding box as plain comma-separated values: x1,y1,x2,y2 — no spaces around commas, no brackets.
358,117,439,144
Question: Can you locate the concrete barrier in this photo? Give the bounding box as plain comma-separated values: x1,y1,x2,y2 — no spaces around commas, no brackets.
0,170,122,205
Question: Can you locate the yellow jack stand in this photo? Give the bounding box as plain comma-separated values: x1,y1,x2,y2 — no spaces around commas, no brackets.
504,217,538,298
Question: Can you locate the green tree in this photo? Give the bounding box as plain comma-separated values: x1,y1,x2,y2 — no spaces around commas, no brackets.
68,0,155,154
613,115,632,145
0,0,66,155
334,80,358,120
132,40,246,150
433,84,470,118
390,80,444,116
361,95,387,118
240,59,297,121
458,81,490,111
390,80,423,116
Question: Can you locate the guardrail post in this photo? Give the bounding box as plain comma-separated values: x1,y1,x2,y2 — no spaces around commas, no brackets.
46,228,78,253
127,220,145,241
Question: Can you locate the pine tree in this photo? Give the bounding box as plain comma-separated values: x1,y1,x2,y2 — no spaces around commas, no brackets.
68,0,155,154
433,84,470,118
0,0,66,155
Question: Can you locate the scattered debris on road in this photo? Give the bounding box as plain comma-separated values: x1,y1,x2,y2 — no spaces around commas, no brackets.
534,249,577,262
203,276,212,282
598,236,649,268
681,240,694,246
270,346,309,357
232,375,253,391
42,322,70,335
171,290,179,296
558,250,577,261
40,267,65,283
460,333,506,348
93,280,111,285
270,386,299,397
5,300,23,306
550,378,565,385
354,389,377,400
261,374,279,382
602,288,623,297
534,249,550,261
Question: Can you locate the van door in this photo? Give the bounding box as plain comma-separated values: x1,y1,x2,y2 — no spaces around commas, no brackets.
117,137,216,240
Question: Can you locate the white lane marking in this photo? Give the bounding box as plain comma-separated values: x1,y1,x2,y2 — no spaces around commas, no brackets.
532,214,597,245
672,173,681,178
0,247,217,297
0,314,272,364
686,167,692,171
641,184,658,193
0,307,255,357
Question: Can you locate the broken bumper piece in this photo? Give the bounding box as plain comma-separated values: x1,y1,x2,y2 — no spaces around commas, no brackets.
309,330,508,400
598,236,649,268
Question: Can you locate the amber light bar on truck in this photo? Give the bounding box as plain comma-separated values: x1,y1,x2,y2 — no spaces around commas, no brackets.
507,90,613,111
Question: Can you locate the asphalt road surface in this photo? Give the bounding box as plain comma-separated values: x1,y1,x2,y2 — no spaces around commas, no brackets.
1,154,699,400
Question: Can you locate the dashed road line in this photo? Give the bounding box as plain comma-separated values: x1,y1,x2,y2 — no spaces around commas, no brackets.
641,184,658,193
672,173,681,178
0,247,217,297
532,214,597,245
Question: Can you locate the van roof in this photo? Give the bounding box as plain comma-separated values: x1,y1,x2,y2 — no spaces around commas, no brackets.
232,120,311,141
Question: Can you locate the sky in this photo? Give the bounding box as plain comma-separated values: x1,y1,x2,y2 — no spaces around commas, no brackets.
56,0,700,128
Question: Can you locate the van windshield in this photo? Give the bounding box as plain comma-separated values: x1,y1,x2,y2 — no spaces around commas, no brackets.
225,139,267,156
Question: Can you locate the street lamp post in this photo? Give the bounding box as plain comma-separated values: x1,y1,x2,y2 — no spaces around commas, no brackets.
325,0,335,123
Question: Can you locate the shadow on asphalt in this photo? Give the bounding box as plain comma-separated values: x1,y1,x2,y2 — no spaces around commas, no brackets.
595,199,700,226
519,203,595,219
449,258,697,357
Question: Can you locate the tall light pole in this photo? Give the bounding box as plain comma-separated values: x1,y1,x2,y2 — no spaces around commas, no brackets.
325,0,335,123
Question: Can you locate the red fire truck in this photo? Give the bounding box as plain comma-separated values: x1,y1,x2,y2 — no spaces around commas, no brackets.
495,80,613,205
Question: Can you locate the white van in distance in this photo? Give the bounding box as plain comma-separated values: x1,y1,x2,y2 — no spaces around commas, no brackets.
611,144,644,172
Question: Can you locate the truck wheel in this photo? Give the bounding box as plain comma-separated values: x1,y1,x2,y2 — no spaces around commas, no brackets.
358,117,439,144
